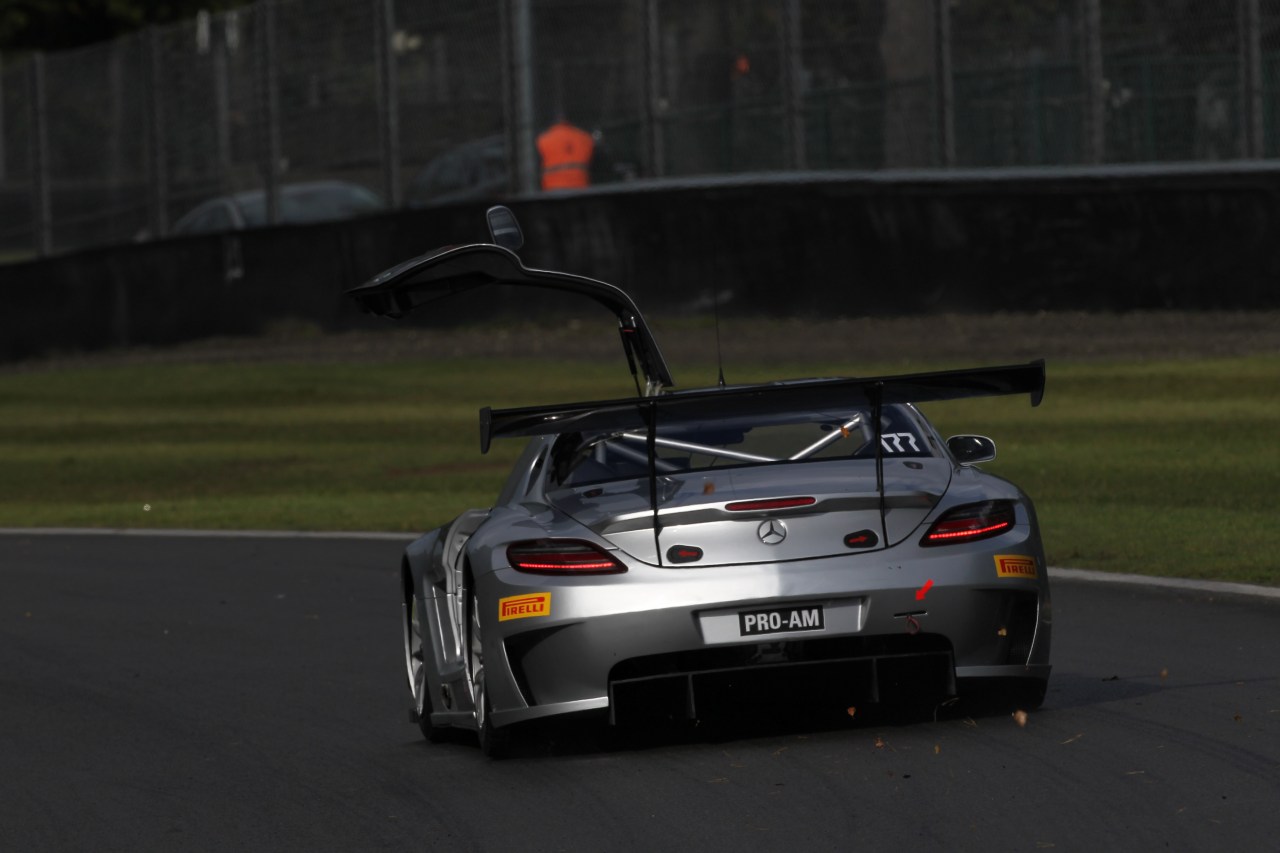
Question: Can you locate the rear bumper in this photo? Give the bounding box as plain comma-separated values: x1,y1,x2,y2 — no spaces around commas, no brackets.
478,535,1051,728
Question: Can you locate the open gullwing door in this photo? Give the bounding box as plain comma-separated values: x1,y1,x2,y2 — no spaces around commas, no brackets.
345,207,673,396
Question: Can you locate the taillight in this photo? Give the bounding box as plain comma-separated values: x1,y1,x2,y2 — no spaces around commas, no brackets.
920,500,1017,547
506,539,627,574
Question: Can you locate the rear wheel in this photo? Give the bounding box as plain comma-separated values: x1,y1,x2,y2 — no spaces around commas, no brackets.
405,594,447,743
467,589,511,758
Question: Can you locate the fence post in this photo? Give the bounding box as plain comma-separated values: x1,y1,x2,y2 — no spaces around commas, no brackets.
1080,0,1100,162
213,19,232,193
145,28,169,238
374,0,401,207
641,0,665,177
107,41,124,185
29,52,51,256
503,0,537,194
934,0,955,167
257,0,281,224
1238,0,1263,159
0,51,6,183
500,0,514,192
779,0,806,170
1080,0,1104,164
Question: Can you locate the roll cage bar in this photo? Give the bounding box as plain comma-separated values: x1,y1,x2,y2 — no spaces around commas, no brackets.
564,411,872,474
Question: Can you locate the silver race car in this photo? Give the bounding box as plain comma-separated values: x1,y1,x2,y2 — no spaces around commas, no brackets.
349,207,1051,756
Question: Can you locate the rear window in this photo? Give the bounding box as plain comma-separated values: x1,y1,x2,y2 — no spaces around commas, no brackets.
551,405,932,487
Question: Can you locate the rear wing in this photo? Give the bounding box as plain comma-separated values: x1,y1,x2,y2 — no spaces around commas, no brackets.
480,360,1044,453
346,230,674,395
485,359,1045,566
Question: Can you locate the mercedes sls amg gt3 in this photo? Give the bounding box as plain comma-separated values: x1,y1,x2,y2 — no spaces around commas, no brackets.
348,207,1051,756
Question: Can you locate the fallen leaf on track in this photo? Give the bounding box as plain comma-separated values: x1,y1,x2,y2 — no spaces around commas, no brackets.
1012,709,1028,727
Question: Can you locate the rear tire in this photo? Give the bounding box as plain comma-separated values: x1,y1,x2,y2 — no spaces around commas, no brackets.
413,667,449,744
468,589,511,758
406,594,447,743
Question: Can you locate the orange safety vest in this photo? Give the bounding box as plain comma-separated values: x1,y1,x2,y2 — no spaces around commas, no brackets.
536,121,594,190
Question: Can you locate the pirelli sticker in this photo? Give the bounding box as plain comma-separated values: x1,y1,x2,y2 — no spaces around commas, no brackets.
499,592,551,621
995,555,1038,579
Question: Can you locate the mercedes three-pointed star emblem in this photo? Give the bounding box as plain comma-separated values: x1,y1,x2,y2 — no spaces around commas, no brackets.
757,518,787,545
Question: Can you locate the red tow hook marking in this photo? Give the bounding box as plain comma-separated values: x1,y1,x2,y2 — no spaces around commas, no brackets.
915,579,934,601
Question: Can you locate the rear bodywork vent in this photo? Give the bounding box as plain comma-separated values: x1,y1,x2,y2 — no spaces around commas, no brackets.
606,634,956,725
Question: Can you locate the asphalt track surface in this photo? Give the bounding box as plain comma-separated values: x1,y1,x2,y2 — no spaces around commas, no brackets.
3,533,1277,852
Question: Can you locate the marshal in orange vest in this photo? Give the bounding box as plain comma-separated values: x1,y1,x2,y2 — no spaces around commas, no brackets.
536,120,594,190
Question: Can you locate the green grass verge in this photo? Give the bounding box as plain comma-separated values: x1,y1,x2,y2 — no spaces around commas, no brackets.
2,354,1276,586
921,357,1280,587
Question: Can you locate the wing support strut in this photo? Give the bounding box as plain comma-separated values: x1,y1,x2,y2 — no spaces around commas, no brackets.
642,399,663,567
870,382,889,548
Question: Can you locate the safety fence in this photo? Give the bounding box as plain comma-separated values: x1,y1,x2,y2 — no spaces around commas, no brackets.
5,164,1280,363
1,0,1278,258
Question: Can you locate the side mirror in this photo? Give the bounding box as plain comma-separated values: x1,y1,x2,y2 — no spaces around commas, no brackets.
485,205,523,252
947,435,997,465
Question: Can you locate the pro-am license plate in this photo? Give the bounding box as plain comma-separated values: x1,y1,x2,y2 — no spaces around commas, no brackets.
738,605,825,637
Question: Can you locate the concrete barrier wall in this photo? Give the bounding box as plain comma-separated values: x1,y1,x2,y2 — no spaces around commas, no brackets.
3,165,1278,361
